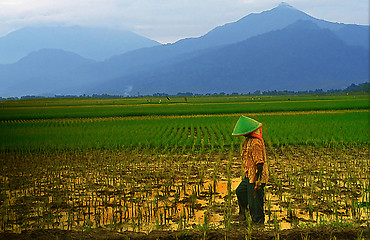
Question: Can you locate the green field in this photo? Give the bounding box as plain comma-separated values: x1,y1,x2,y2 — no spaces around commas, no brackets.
0,111,369,152
0,94,369,235
0,94,368,120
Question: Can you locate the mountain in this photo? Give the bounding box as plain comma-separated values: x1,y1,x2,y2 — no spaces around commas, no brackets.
333,24,370,50
0,49,96,96
72,1,369,85
164,2,368,53
0,2,368,97
88,21,369,95
174,2,315,51
0,26,161,64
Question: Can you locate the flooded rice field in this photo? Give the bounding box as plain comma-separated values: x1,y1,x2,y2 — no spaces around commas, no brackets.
0,146,369,235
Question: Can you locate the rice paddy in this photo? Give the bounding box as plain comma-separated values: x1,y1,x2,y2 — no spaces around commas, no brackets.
0,94,369,237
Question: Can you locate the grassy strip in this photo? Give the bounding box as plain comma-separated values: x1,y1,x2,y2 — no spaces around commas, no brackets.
1,94,367,107
0,97,368,120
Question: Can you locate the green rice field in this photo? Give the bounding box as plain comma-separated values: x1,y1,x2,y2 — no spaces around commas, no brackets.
0,94,369,237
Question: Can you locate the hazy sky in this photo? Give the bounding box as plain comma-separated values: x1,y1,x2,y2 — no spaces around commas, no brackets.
0,0,368,43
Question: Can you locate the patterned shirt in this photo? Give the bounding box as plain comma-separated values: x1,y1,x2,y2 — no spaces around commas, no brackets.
242,137,269,184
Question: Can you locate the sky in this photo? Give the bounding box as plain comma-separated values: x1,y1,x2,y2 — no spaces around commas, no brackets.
0,0,368,43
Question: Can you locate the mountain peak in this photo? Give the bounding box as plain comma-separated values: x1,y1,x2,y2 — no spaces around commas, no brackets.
277,2,296,10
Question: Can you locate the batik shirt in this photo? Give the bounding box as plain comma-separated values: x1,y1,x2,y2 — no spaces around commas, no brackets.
242,137,269,184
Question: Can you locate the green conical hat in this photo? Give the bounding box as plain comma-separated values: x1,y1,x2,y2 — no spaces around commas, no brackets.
232,116,262,136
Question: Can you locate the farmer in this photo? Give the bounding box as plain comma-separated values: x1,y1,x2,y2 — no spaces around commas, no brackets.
232,116,269,224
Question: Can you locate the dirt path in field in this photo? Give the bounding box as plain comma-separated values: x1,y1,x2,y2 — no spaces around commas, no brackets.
1,226,369,240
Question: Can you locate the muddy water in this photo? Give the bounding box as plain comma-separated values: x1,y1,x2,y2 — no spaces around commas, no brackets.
1,146,369,233
58,178,242,233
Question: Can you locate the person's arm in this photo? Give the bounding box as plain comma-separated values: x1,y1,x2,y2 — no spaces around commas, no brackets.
254,162,263,190
253,139,266,190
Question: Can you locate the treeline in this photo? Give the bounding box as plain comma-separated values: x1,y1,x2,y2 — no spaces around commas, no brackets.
1,82,368,100
257,83,369,96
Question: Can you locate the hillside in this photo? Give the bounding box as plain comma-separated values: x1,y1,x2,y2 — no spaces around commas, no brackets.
89,21,369,95
0,26,160,64
0,49,96,96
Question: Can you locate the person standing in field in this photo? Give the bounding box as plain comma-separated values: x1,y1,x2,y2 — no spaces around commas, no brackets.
232,116,269,224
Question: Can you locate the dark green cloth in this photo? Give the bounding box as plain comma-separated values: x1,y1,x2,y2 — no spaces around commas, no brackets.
236,177,265,223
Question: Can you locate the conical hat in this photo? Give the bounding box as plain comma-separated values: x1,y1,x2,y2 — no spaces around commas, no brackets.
232,116,262,136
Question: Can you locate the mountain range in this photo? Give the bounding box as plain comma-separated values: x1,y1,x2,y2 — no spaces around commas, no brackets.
0,2,368,97
0,26,160,64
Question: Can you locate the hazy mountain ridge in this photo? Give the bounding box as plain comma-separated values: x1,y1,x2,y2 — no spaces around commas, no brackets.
0,49,96,96
91,20,368,95
0,2,368,97
171,2,368,52
0,26,161,64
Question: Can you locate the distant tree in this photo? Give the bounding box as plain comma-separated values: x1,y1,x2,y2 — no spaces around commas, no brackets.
344,83,369,92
